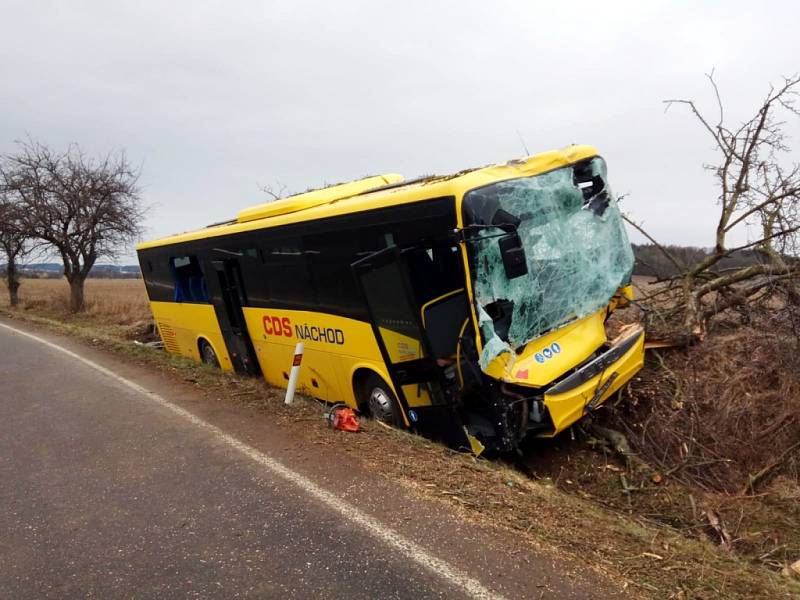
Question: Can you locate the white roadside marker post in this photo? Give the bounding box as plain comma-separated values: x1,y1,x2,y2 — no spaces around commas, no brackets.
284,342,304,405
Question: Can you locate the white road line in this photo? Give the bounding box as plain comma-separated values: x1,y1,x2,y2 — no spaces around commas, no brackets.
1,322,505,600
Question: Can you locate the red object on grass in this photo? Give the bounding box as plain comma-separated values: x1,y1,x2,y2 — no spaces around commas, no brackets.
327,404,360,432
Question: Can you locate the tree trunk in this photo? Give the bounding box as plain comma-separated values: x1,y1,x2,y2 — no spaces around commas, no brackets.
681,275,705,340
68,275,86,312
6,258,20,307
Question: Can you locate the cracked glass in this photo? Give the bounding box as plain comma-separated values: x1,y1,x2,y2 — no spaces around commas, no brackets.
462,157,634,368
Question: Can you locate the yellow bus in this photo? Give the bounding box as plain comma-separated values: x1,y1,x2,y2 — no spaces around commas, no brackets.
136,145,644,453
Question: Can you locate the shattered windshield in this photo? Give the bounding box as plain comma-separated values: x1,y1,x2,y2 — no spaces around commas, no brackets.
462,157,634,368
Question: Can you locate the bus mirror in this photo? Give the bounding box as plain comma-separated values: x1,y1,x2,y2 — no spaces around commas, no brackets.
498,234,528,279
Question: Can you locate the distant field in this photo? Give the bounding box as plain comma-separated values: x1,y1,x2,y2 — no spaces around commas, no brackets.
0,278,152,325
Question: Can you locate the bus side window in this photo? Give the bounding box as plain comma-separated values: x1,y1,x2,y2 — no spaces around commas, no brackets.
261,239,314,309
432,245,463,290
139,249,176,302
170,256,209,303
404,244,463,307
304,231,363,317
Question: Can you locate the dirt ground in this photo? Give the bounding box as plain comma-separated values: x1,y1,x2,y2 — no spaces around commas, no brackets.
2,277,799,598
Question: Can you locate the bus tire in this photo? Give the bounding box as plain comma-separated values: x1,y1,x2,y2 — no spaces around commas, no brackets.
199,339,220,368
363,374,402,427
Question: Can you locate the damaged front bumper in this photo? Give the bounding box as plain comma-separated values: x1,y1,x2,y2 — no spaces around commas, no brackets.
539,327,645,436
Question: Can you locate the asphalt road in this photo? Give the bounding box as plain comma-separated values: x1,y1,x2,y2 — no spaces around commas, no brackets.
0,320,625,599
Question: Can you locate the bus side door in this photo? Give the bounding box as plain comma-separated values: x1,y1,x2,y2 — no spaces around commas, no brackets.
210,259,261,376
352,246,470,450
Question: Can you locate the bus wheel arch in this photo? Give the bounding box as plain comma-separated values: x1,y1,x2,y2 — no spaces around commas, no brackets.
198,337,220,368
352,368,403,427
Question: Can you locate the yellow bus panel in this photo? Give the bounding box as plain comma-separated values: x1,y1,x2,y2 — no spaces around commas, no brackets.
149,301,234,372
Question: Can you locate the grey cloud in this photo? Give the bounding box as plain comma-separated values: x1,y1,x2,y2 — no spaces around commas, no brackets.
1,0,798,261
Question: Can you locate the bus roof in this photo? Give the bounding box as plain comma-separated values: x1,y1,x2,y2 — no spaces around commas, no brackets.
136,144,598,251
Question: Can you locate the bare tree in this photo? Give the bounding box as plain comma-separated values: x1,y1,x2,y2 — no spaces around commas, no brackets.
258,180,288,200
0,193,31,307
1,140,144,312
627,73,800,337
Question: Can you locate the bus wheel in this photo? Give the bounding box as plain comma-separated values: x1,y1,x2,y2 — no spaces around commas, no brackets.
364,375,402,427
199,340,220,368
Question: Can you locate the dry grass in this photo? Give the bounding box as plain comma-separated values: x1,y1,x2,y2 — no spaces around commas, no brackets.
621,329,800,493
0,278,152,327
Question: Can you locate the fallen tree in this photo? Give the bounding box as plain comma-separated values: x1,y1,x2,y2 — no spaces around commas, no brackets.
626,72,800,339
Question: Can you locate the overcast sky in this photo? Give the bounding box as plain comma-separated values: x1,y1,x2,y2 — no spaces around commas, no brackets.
2,0,798,263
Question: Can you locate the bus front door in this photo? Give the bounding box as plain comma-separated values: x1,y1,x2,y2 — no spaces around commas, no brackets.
352,247,471,450
211,259,261,376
